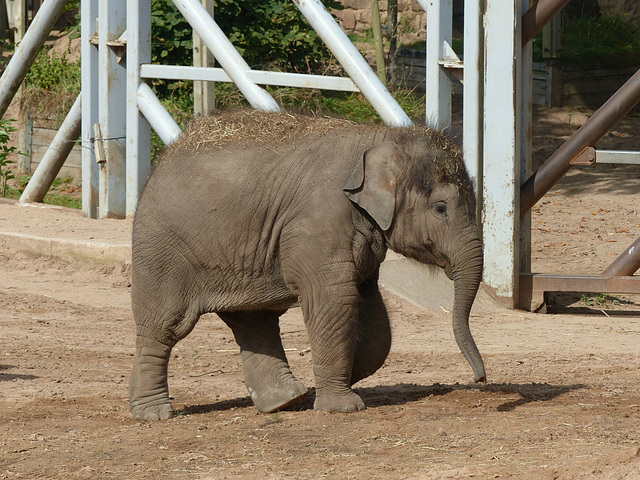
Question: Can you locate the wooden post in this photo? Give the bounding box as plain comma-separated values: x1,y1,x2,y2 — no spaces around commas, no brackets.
193,0,215,116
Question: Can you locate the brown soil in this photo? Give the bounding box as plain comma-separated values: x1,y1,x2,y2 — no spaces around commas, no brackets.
1,106,639,479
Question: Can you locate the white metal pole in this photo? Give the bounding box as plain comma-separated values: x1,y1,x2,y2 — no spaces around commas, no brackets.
294,0,412,127
425,0,452,129
81,0,100,218
20,94,82,204
98,0,128,218
127,0,152,216
0,0,67,118
463,0,483,203
171,0,280,112
137,83,183,145
482,0,522,307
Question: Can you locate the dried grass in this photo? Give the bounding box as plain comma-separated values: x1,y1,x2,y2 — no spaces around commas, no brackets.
166,110,355,156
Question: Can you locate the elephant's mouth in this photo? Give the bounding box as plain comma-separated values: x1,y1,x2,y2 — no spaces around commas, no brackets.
434,253,453,280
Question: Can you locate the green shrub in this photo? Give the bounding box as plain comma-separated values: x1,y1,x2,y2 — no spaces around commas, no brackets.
23,46,81,124
561,14,640,67
151,0,342,73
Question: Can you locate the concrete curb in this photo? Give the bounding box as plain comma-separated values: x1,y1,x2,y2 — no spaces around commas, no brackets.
0,199,504,313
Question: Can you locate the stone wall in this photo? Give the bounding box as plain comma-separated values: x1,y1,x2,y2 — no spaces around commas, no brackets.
334,0,426,40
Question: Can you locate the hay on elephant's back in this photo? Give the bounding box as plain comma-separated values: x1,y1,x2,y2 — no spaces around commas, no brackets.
166,110,355,156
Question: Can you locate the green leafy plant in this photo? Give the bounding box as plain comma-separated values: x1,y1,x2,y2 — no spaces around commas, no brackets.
532,14,640,67
0,119,17,197
23,46,81,125
150,0,342,74
580,292,622,308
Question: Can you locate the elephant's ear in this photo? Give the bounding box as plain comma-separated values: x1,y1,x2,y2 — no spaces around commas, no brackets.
343,141,400,231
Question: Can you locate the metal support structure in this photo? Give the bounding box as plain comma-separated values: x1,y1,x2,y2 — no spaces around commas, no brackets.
140,65,360,91
602,236,640,277
463,0,484,201
19,94,82,204
98,0,127,219
521,0,570,46
520,69,640,216
294,0,412,127
481,0,524,306
136,83,183,145
126,0,152,216
425,0,452,129
81,0,99,219
193,0,215,117
520,273,640,310
0,0,66,119
172,0,280,112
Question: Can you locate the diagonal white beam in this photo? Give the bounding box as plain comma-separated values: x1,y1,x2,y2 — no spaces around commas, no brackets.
171,0,281,112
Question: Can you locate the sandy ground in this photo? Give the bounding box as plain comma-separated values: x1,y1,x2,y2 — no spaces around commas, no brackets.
0,106,639,479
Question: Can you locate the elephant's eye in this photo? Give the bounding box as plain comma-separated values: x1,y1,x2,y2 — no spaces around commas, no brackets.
433,202,448,218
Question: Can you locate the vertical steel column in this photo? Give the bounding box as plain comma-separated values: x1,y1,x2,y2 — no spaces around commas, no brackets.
425,0,452,129
463,0,483,215
126,0,152,216
294,0,412,127
193,0,215,116
0,0,66,118
98,0,127,218
482,0,523,306
81,0,100,218
520,0,534,280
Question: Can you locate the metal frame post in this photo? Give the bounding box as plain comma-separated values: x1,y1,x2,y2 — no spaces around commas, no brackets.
193,0,215,116
520,0,534,280
425,0,452,129
98,0,127,218
463,0,484,215
81,0,99,218
126,0,152,216
482,0,523,306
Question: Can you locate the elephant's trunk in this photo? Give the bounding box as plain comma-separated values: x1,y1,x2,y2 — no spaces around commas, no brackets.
450,230,486,384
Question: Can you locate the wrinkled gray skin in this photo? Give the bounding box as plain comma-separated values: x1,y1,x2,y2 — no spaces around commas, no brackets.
130,116,485,421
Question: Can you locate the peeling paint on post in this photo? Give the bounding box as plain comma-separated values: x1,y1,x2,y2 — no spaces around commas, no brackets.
482,0,523,306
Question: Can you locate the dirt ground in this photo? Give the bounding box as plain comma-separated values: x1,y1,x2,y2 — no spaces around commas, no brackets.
1,106,639,479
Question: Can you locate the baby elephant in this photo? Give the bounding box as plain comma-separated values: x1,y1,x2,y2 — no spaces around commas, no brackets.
130,111,485,420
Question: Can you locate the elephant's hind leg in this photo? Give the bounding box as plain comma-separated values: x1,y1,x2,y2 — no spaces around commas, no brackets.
219,310,308,413
130,303,201,421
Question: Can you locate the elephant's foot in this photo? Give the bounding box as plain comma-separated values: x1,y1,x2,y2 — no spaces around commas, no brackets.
314,389,365,413
248,375,309,413
130,341,173,420
131,399,174,421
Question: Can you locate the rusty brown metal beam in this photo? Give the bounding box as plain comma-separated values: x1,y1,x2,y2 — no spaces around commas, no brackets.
521,0,571,46
602,236,640,276
520,69,640,217
519,273,640,310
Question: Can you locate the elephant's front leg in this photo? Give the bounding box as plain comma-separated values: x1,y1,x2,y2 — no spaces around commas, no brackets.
300,281,366,413
219,310,309,413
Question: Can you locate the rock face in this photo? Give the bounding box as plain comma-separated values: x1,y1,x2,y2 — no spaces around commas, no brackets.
333,0,426,38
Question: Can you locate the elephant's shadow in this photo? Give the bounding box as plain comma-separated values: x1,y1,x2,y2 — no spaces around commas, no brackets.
176,381,587,416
